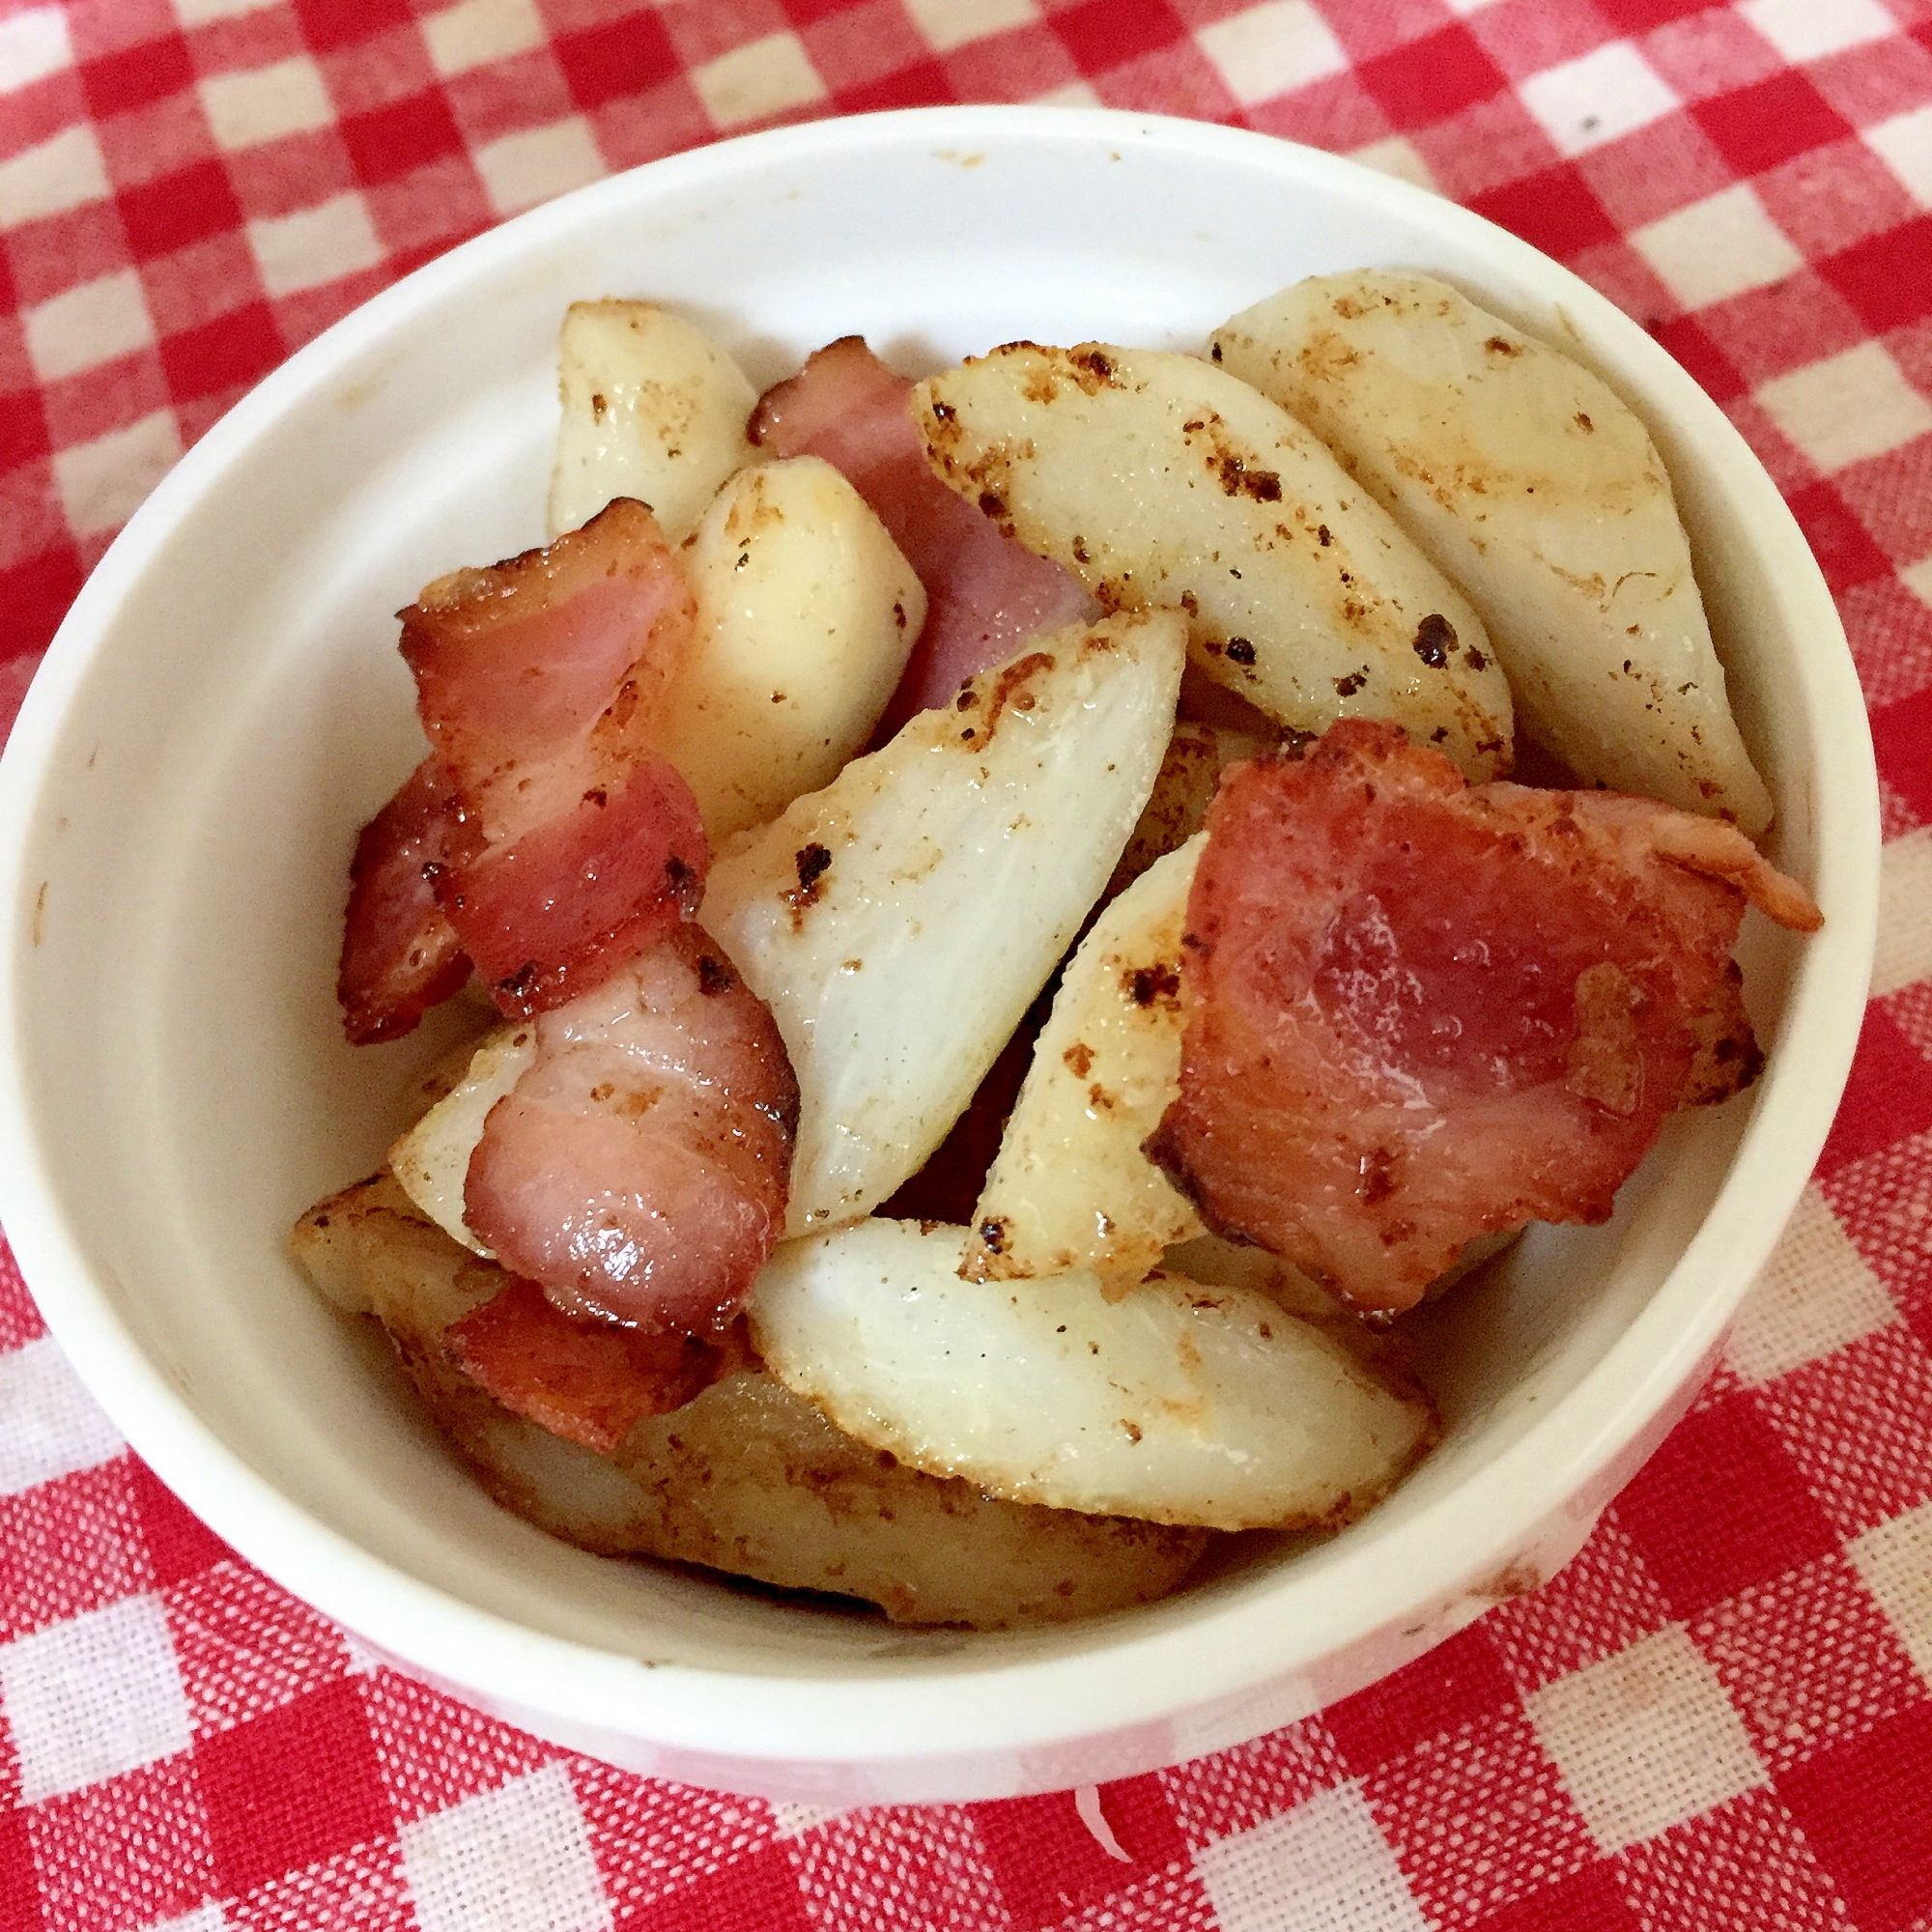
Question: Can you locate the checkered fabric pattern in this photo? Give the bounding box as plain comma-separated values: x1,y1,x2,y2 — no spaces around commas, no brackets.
3,0,1932,1925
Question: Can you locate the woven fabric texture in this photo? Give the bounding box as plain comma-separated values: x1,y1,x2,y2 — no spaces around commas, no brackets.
3,0,1932,1926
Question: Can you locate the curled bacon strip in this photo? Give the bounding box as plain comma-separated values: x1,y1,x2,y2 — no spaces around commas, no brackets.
752,336,1094,736
1146,720,1819,1318
337,755,470,1044
465,923,799,1336
338,500,711,1037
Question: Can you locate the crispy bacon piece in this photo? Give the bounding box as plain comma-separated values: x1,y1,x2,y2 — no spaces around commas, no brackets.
392,498,710,1020
751,336,1094,737
1146,720,1820,1318
444,1278,751,1452
465,923,798,1335
337,755,470,1043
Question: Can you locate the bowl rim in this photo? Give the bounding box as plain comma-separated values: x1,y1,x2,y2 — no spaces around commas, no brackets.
0,101,1881,1779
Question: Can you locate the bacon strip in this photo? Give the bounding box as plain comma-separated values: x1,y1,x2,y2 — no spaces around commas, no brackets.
444,1278,749,1452
752,337,1094,736
465,923,798,1335
1146,720,1818,1318
337,755,470,1043
383,498,710,1022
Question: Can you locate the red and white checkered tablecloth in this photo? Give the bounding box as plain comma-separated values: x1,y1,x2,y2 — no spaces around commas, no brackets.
3,0,1932,1926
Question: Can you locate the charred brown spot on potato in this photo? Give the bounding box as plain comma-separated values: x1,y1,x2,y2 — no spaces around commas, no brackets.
971,650,1057,739
590,392,607,421
784,843,835,926
696,952,736,996
1334,669,1367,697
1484,335,1520,356
1213,454,1281,502
1063,1041,1095,1077
1124,961,1182,1009
1412,613,1458,668
979,1217,1008,1254
1066,346,1120,393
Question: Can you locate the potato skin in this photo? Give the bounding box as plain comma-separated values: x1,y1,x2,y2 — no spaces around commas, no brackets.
289,1176,1207,1627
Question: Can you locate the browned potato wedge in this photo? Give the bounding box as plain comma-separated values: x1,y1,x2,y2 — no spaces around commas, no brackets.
912,342,1513,781
753,1220,1438,1532
704,612,1186,1234
1210,273,1772,830
547,300,758,542
963,838,1205,1286
289,1176,1208,1627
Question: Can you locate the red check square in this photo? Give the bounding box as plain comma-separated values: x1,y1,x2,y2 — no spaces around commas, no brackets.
1609,1392,1841,1619
1776,1703,1932,1932
1357,23,1507,128
1694,71,1851,175
1817,1002,1932,1176
195,1678,392,1895
1468,163,1620,260
977,1778,1187,1928
1323,1622,1521,1776
554,14,682,113
80,34,196,122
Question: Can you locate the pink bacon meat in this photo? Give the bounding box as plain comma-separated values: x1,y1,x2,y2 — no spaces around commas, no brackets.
1146,720,1821,1318
751,336,1094,738
444,1279,751,1452
465,923,799,1336
397,497,708,1019
337,755,470,1044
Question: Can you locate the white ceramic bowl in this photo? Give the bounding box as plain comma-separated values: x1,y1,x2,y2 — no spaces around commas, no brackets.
0,106,1878,1804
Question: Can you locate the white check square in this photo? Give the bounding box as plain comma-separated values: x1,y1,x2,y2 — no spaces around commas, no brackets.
421,0,547,79
0,1335,127,1495
1195,1782,1428,1932
1725,1185,1896,1386
0,1594,191,1801
1867,105,1932,210
1849,1501,1932,1687
1520,43,1680,158
54,410,184,537
246,193,384,298
1631,185,1804,311
173,0,279,19
1527,1628,1766,1851
901,0,1038,55
1874,825,1932,1000
693,31,825,128
199,56,336,153
26,269,156,384
403,1764,611,1932
0,124,111,230
1740,0,1896,64
473,119,605,218
0,8,72,95
1756,341,1932,474
1196,1,1350,108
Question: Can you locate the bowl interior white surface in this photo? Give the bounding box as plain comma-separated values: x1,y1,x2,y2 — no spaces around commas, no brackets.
0,108,1877,1802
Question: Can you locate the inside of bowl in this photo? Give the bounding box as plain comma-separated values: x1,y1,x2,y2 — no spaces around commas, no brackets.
9,118,1860,1711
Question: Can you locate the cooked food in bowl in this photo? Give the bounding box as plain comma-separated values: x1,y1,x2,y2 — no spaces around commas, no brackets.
291,270,1819,1629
